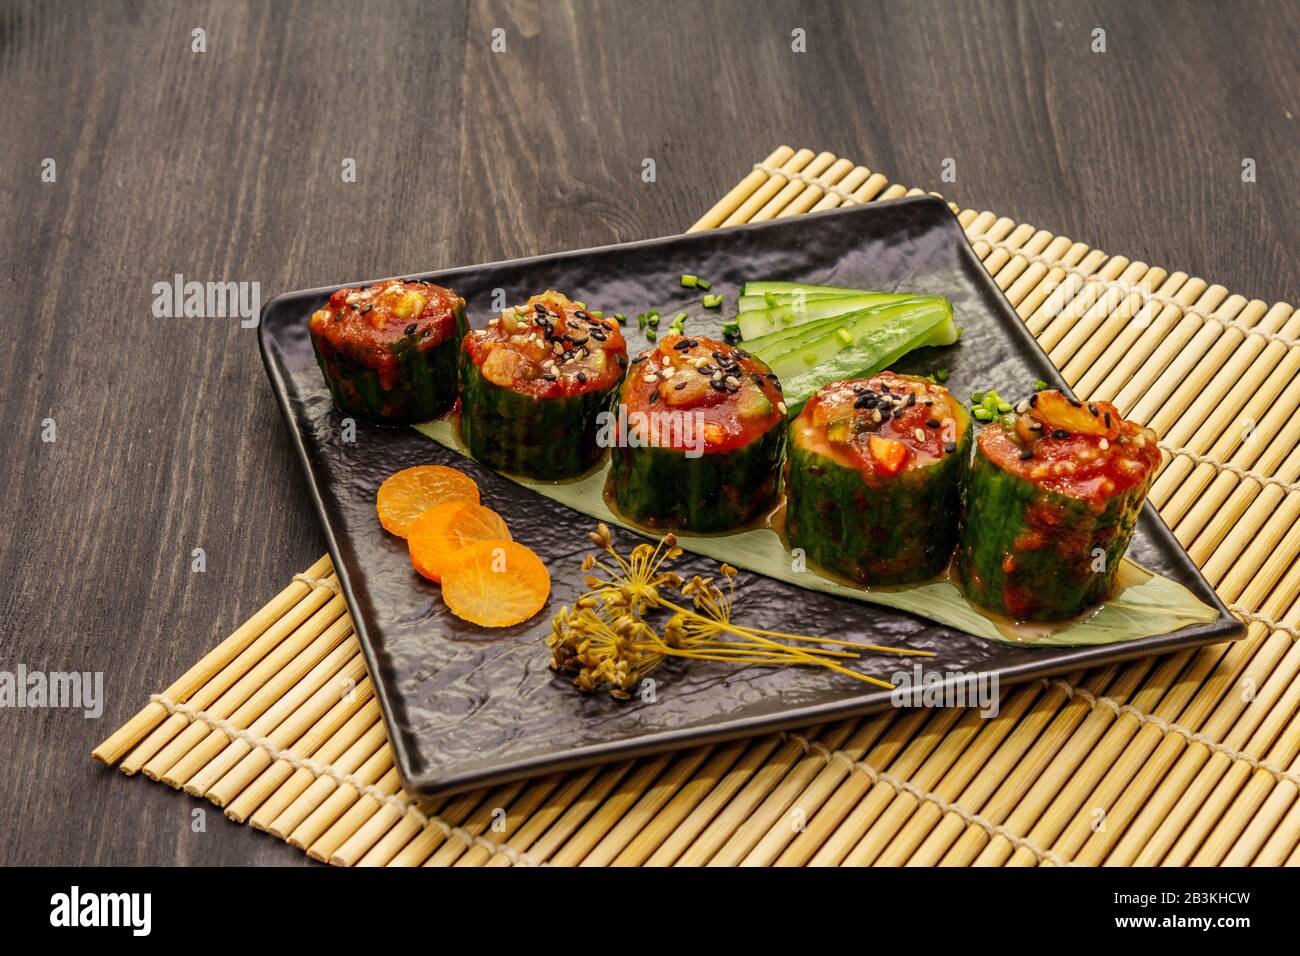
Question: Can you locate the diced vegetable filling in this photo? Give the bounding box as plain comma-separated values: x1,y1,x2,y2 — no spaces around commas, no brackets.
309,279,464,390
463,289,627,398
978,389,1160,502
793,372,966,481
622,335,785,453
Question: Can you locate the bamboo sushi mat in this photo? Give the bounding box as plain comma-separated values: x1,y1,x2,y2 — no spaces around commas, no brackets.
94,145,1300,867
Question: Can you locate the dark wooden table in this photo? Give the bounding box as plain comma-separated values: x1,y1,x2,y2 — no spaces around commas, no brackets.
2,0,1295,866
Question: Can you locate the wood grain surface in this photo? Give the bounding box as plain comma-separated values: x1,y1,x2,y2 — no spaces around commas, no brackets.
0,0,1295,865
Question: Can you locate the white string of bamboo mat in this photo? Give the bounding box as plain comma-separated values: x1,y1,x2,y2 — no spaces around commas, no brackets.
1154,444,1300,495
293,573,340,595
1228,606,1300,641
780,730,1076,866
1040,679,1300,790
147,692,543,867
751,160,1299,351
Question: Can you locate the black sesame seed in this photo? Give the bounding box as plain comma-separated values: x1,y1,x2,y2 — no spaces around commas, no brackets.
404,323,417,335
733,348,750,359
542,373,557,381
892,408,905,419
534,303,547,314
674,381,687,391
615,354,627,368
926,418,941,428
673,340,695,350
360,305,372,314
1029,394,1038,407
576,371,586,384
1088,403,1100,416
1020,450,1034,461
907,393,917,406
1052,429,1070,440
574,310,589,321
944,442,957,454
854,395,873,409
649,392,659,404
1104,412,1112,428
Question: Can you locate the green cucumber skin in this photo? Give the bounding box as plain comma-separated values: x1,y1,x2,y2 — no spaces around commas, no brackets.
609,427,786,532
311,305,467,425
955,447,1151,620
459,353,617,479
785,427,972,585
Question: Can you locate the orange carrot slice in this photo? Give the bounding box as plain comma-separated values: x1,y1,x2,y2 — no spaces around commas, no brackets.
441,540,550,627
376,465,479,537
407,500,512,582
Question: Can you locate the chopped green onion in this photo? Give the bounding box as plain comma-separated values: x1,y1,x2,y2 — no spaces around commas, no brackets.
588,310,604,319
720,320,740,338
1033,379,1049,391
935,369,950,382
973,408,993,421
680,274,699,288
612,313,626,325
647,313,660,328
645,328,657,341
702,294,723,309
696,278,712,291
971,392,986,404
573,301,586,310
997,401,1012,414
637,313,647,329
673,311,688,324
836,328,853,346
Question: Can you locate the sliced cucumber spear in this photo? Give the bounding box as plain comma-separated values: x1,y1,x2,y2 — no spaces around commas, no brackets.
736,291,912,340
748,296,957,415
741,280,878,296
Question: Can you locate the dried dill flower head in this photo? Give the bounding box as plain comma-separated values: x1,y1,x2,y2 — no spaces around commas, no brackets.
547,525,931,700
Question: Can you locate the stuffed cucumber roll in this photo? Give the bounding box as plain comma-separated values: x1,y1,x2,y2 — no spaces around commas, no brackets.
308,279,467,424
609,335,786,532
460,290,627,479
956,389,1161,620
786,372,972,585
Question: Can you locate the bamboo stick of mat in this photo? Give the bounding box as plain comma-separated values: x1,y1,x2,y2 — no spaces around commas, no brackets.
95,147,1299,866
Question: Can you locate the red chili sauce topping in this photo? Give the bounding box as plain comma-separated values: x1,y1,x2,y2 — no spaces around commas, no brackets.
308,279,463,389
979,389,1161,500
463,290,627,398
793,372,968,481
620,335,785,454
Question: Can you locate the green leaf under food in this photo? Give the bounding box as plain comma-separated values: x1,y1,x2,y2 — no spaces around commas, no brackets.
413,420,1220,648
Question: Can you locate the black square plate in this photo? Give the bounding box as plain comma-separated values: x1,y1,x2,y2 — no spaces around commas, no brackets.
259,197,1241,801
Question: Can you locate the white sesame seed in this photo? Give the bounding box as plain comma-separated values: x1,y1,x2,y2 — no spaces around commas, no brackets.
914,428,926,442
1098,438,1109,450
776,401,787,415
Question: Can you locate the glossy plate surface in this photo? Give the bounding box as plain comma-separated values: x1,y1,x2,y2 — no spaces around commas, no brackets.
259,198,1241,800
